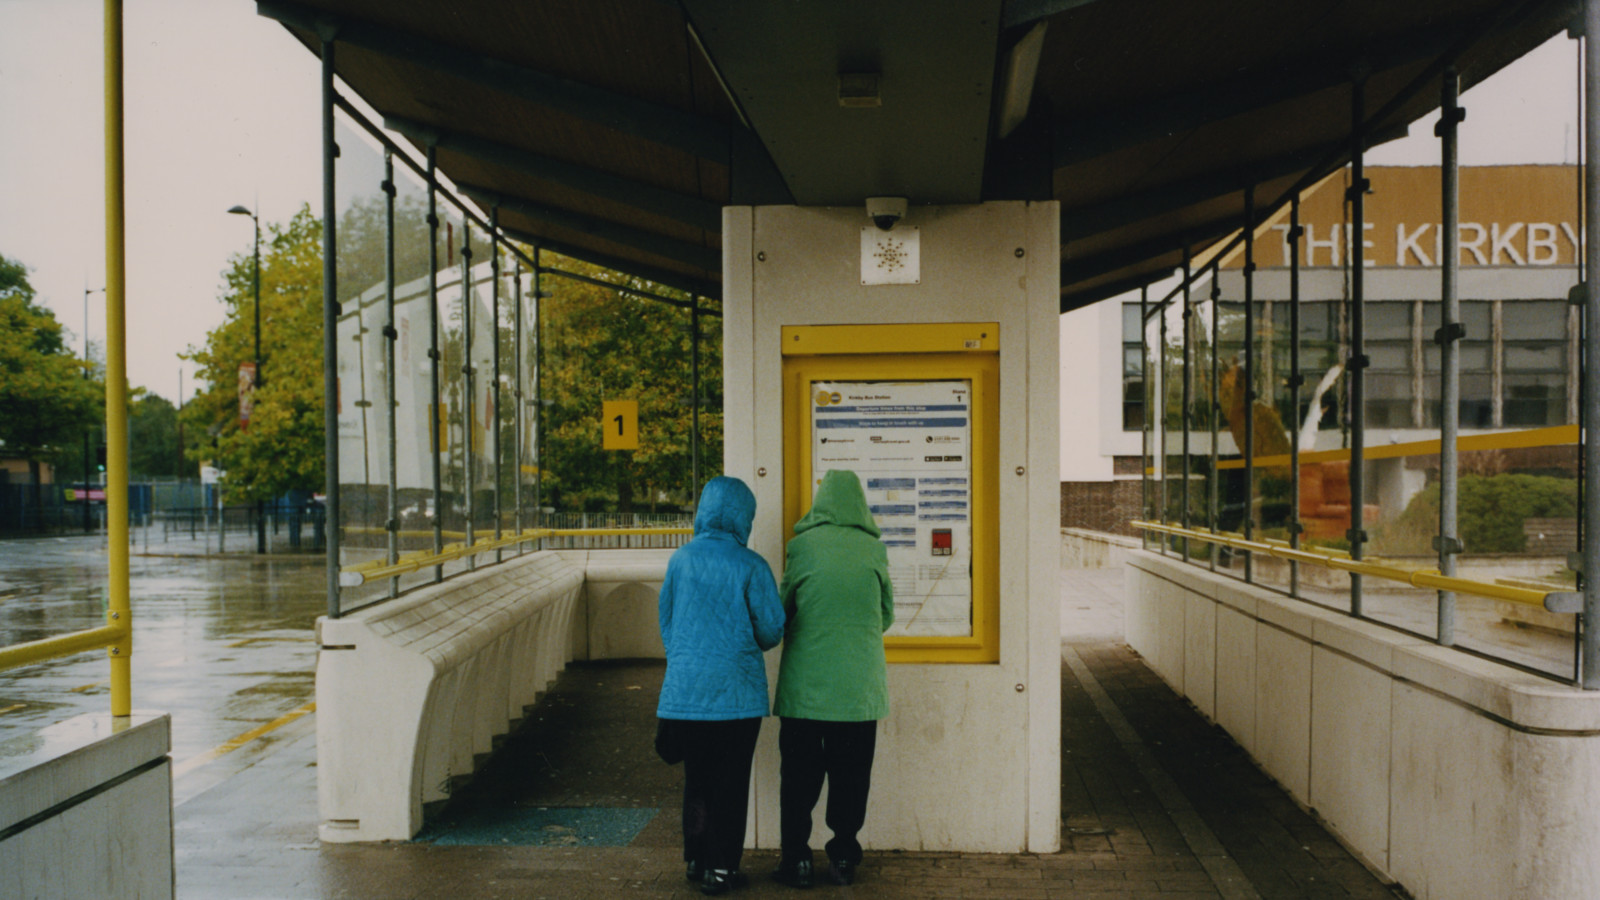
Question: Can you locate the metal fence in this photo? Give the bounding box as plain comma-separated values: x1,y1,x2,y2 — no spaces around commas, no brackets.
1138,149,1587,683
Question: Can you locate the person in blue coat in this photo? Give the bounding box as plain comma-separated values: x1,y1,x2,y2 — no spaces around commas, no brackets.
657,476,786,895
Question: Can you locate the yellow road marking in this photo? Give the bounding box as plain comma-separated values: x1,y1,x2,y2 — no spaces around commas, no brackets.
171,701,316,779
70,682,103,693
0,703,26,715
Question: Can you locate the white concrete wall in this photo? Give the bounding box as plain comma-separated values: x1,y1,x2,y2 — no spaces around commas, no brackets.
0,712,173,900
1125,551,1600,899
317,552,585,842
724,200,1062,853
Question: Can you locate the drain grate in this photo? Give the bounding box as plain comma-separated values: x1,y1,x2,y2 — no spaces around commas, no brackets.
414,806,659,847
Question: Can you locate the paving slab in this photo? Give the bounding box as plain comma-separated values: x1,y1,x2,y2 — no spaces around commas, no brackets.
171,566,1400,898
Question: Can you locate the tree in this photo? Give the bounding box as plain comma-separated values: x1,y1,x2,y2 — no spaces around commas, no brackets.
128,392,195,479
181,207,325,503
0,254,101,496
538,256,722,512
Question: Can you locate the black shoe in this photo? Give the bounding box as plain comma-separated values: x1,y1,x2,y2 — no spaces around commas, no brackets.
824,859,856,886
771,858,813,889
701,868,747,895
686,861,704,883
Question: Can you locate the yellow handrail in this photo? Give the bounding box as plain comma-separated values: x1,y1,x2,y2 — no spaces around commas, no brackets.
338,526,695,586
0,623,130,675
1133,520,1568,609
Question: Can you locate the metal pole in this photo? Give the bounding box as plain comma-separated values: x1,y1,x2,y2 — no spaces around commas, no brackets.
427,147,443,581
321,32,341,619
514,260,524,552
103,0,131,715
1349,74,1369,616
691,296,701,505
1437,69,1464,645
1181,244,1192,560
1582,0,1600,688
490,210,503,563
1244,184,1256,584
254,211,265,555
1289,196,1303,597
461,222,476,568
1210,264,1220,572
383,150,399,598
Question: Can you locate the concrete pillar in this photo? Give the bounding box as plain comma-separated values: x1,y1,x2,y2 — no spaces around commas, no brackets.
724,200,1062,853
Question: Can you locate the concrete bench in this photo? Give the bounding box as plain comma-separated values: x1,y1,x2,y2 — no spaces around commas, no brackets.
316,547,673,843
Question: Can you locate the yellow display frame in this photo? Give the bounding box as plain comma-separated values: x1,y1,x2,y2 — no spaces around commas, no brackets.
781,323,1000,664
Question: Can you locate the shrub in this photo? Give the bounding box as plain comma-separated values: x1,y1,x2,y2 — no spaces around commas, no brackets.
1384,473,1577,555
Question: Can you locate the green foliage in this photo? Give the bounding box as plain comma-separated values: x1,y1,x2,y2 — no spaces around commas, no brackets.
539,257,721,511
1384,473,1578,555
181,207,325,502
128,392,195,479
0,253,101,466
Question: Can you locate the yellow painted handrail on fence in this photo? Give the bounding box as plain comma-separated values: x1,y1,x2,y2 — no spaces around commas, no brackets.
338,526,694,587
1132,520,1582,613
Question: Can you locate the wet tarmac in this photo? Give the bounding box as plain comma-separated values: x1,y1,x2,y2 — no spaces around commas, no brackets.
0,533,324,763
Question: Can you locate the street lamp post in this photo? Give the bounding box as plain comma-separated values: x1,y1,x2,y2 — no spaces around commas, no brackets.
228,205,266,554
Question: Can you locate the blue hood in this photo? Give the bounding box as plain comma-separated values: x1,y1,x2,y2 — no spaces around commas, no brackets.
693,476,756,546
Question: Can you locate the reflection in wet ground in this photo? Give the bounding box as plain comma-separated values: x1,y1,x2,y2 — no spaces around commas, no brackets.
0,535,325,761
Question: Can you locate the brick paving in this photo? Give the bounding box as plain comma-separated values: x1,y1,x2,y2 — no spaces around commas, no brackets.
174,568,1401,899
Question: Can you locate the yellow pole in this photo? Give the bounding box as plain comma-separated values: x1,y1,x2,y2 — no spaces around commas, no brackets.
104,0,131,717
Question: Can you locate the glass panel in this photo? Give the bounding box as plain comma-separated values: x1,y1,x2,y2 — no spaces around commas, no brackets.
468,246,497,543
1184,297,1213,563
1363,301,1414,429
1502,299,1569,428
496,247,519,546
1213,298,1245,577
1303,297,1351,575
1143,310,1161,548
392,158,436,595
435,195,473,580
332,112,391,612
1448,443,1579,679
1159,300,1184,546
1253,299,1296,593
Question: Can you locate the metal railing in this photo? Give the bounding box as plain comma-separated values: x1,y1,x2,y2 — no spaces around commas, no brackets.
337,525,693,587
1134,520,1580,614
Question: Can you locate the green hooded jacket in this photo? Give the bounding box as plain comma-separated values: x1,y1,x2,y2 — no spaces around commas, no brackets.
773,469,894,721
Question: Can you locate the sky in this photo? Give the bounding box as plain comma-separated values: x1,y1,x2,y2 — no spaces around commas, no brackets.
0,3,1587,404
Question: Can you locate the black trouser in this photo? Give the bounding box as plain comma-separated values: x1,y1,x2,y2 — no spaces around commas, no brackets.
778,718,878,865
676,717,762,872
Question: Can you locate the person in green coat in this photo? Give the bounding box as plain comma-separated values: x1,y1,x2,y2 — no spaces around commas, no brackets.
770,469,894,889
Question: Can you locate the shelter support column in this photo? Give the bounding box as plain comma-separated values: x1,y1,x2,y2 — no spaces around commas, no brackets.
1437,69,1464,646
104,0,131,710
1584,0,1600,688
724,201,1061,853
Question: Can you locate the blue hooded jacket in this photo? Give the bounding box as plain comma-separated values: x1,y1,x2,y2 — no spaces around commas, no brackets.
657,476,786,720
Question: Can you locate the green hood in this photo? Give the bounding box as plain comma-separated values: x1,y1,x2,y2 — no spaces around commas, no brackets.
795,469,880,538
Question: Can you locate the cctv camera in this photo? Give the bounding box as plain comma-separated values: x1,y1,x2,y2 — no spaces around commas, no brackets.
866,196,907,231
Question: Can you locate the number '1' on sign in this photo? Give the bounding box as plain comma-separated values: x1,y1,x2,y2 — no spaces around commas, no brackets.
602,400,639,450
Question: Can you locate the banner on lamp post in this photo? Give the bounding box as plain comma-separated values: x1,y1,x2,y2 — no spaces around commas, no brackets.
238,362,256,429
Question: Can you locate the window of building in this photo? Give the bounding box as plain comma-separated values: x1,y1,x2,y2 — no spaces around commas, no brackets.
1363,301,1413,427
1502,299,1568,426
1122,302,1143,430
1422,301,1492,428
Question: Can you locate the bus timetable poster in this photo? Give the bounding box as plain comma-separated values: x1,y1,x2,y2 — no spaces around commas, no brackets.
811,380,973,637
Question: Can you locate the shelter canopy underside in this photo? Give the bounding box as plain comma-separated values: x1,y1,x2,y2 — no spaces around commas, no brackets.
260,0,1577,309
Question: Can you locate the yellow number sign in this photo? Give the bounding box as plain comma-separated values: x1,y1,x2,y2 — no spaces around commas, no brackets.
602,400,639,450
